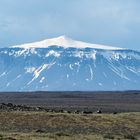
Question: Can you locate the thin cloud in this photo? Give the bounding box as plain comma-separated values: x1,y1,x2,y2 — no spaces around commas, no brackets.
0,0,140,50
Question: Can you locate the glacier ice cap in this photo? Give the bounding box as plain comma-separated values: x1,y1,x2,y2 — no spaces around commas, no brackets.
12,35,124,50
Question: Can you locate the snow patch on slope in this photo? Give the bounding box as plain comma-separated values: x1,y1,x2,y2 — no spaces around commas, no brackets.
46,50,60,57
27,64,48,85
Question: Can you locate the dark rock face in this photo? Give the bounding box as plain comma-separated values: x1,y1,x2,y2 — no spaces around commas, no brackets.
96,110,102,114
0,103,42,112
0,103,95,114
83,111,93,114
35,129,45,133
113,112,117,114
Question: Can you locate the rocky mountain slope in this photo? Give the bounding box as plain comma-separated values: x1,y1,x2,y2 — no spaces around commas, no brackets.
0,36,140,91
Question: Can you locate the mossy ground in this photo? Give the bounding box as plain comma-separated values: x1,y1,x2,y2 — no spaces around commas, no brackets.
0,112,139,140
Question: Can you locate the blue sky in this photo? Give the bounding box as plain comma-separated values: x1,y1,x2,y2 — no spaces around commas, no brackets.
0,0,140,50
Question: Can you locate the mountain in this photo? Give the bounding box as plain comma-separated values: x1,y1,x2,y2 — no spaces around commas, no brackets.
0,36,140,91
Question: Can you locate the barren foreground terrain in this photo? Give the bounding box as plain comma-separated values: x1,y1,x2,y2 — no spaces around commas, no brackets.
0,112,139,140
0,91,139,140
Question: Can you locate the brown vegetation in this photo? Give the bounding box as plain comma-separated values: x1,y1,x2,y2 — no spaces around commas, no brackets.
0,112,139,140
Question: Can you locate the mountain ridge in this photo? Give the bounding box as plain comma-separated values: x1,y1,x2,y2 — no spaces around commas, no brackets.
0,37,139,91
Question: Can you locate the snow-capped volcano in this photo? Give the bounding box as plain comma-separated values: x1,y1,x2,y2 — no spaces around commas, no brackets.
0,36,140,91
12,36,123,50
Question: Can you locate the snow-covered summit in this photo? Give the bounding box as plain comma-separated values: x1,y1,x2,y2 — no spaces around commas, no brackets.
12,36,124,50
